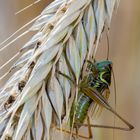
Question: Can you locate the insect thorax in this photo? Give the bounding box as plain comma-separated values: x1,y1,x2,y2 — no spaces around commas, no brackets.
88,73,109,93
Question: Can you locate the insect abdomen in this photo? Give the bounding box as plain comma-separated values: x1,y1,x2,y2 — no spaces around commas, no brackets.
70,92,92,128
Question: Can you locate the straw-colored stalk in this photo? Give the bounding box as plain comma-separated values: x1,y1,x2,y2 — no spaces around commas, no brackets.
0,0,119,139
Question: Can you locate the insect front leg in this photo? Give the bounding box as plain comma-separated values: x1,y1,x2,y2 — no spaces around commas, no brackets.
56,127,92,139
57,70,75,84
73,116,93,139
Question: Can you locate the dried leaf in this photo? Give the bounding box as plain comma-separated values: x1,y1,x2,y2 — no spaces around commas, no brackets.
94,0,106,39
2,68,26,90
65,0,90,17
21,62,52,104
105,0,116,26
58,54,71,116
48,76,64,124
13,85,43,140
11,49,34,70
75,21,87,67
0,118,8,136
41,82,52,140
20,32,43,52
22,125,31,140
41,0,65,15
53,10,81,35
33,44,61,70
66,36,81,80
32,101,43,140
84,4,96,50
39,27,68,53
30,14,53,31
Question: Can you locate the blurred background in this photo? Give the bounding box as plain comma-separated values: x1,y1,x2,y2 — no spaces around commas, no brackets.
0,0,140,140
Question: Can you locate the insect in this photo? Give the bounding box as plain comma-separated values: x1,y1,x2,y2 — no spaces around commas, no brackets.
59,60,134,139
70,60,112,127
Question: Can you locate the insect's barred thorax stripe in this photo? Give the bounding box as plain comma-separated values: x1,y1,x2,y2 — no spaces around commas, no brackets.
88,73,108,93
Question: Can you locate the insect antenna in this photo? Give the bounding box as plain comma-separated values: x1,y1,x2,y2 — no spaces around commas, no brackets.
106,30,117,140
112,67,117,140
105,29,116,108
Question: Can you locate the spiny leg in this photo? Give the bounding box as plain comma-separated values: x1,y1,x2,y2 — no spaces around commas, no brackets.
75,123,133,131
57,118,94,140
72,115,133,140
56,116,94,140
56,127,91,139
75,126,79,139
87,116,93,139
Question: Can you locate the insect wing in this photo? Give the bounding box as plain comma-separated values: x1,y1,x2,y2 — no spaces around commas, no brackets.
81,87,111,110
81,87,134,130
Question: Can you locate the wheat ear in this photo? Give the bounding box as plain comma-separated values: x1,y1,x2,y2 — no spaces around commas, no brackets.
0,0,119,139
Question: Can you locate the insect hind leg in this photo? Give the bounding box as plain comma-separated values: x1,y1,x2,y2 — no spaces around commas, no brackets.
76,122,133,131
86,116,93,139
